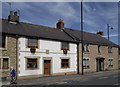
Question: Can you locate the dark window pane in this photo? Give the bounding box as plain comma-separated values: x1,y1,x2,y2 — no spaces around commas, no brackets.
0,35,6,48
98,45,100,53
0,59,1,69
3,58,9,69
61,59,69,68
27,58,37,69
28,38,38,48
61,42,69,50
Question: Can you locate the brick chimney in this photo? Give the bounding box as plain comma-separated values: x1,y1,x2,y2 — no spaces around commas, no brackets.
56,19,64,29
96,31,104,36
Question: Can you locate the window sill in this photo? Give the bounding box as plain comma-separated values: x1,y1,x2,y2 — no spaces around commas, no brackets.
98,53,101,55
61,67,70,69
83,67,90,69
108,65,113,67
0,48,7,51
26,68,39,70
83,51,90,54
0,69,9,71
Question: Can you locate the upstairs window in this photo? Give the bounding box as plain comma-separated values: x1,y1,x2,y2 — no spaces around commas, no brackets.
0,35,6,48
98,45,101,53
108,47,112,53
83,58,90,68
108,59,113,67
28,38,38,48
61,42,69,50
119,47,120,55
83,44,89,52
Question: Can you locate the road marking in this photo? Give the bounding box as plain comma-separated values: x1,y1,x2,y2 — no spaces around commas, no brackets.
98,77,108,79
57,82,67,84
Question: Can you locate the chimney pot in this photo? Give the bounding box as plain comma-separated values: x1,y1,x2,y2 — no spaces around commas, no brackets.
56,19,64,29
96,31,104,36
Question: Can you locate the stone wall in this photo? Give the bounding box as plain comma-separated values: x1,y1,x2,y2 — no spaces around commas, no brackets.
0,35,17,79
79,43,119,74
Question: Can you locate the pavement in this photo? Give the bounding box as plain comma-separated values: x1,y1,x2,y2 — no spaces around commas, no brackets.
1,70,119,86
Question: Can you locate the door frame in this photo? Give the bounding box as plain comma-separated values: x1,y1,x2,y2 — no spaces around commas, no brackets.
96,58,105,72
43,57,52,75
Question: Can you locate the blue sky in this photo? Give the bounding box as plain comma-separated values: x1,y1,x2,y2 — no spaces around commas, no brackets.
2,2,119,45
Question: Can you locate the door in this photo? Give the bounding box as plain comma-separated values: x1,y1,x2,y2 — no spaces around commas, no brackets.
96,59,104,72
44,60,51,75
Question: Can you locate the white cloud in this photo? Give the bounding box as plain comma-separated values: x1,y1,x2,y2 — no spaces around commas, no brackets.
103,34,119,37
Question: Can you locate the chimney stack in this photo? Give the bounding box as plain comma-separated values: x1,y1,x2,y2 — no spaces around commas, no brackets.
96,31,104,36
56,19,64,29
8,11,19,23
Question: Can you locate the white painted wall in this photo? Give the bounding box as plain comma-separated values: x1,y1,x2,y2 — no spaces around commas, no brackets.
18,37,77,76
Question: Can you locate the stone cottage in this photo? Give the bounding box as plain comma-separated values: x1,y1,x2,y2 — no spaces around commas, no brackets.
0,11,119,80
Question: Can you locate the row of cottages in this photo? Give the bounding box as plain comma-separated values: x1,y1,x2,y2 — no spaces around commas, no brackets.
0,11,119,80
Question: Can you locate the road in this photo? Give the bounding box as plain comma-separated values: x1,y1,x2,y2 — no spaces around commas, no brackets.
55,73,119,85
2,70,120,86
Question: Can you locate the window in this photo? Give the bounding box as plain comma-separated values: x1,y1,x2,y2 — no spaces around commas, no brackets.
27,58,37,69
108,59,113,66
83,59,90,68
118,47,120,55
0,59,1,69
98,45,101,53
61,59,69,68
83,44,89,52
108,47,112,53
61,42,69,50
0,35,6,48
28,38,38,48
2,58,9,69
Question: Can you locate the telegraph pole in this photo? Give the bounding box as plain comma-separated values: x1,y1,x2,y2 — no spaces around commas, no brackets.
81,0,84,75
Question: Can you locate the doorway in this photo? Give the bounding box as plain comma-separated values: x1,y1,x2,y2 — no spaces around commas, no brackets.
96,58,104,72
44,60,51,75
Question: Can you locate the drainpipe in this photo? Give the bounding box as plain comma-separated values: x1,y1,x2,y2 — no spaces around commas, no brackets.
77,43,80,74
16,35,18,80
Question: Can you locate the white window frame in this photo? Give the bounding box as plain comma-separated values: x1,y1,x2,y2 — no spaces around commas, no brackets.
83,44,89,52
108,47,112,53
108,59,113,67
83,58,90,69
0,36,8,50
0,57,10,71
60,57,70,69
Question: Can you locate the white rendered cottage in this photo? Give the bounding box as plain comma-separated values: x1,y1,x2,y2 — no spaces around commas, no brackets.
17,19,77,79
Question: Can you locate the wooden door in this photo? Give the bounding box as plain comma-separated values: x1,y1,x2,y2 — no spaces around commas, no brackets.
44,60,51,75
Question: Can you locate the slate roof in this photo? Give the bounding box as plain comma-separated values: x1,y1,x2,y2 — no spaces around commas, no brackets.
64,28,117,46
2,19,74,42
1,19,118,47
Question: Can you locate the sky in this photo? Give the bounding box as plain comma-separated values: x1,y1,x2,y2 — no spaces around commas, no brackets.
1,1,119,45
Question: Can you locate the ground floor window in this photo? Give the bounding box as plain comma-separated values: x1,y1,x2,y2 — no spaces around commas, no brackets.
108,59,113,67
61,59,69,68
83,58,90,69
0,58,9,69
27,58,38,69
0,59,1,69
